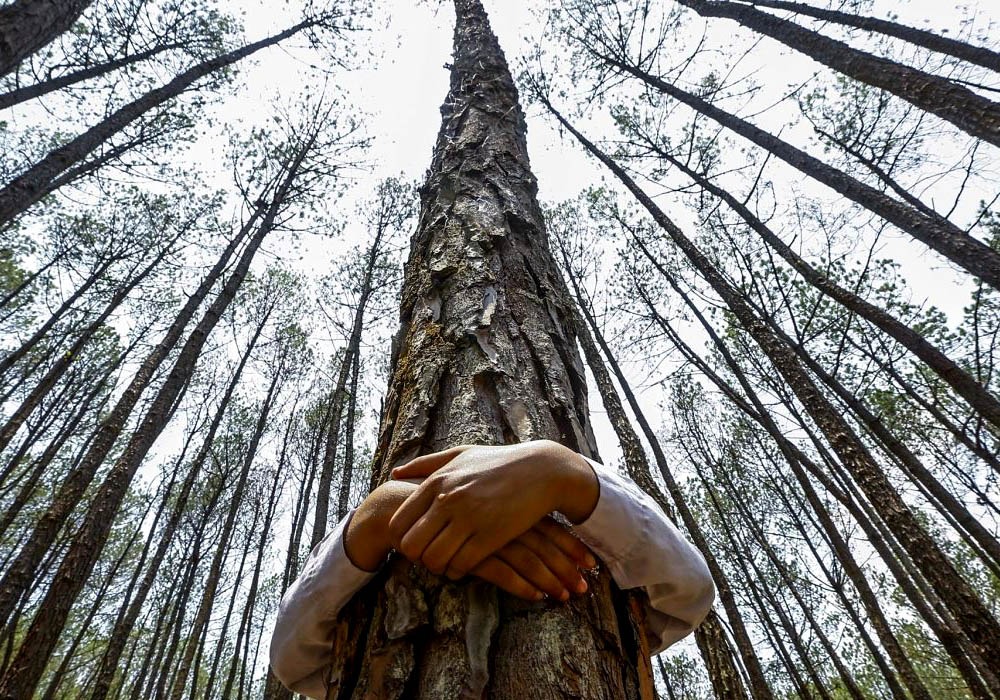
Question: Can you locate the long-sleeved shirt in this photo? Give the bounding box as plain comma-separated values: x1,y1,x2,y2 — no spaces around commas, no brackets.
269,458,715,699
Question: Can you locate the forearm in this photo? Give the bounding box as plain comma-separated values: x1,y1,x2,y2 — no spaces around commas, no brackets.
534,440,600,524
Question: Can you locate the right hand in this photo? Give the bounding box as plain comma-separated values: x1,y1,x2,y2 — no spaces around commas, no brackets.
466,516,596,602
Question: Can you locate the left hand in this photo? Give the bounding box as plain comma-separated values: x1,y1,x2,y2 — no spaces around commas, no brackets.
387,441,599,579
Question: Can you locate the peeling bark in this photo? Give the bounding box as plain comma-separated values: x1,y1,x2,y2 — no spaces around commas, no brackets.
333,1,649,697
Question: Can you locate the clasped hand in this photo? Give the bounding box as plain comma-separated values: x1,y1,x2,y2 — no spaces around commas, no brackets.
345,440,600,602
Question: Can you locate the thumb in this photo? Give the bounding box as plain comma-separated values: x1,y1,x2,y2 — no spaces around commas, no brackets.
391,445,469,479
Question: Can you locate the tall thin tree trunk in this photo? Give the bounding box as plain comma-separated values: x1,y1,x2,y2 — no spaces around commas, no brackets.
645,142,1000,429
677,0,1000,145
0,0,94,78
0,41,185,110
337,330,361,520
0,136,313,698
570,60,1000,288
168,360,285,700
745,0,1000,73
85,319,264,700
556,239,763,699
0,18,316,228
334,2,652,697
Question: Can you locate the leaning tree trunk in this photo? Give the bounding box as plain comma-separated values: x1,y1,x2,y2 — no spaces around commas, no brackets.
0,18,315,229
744,0,1000,74
676,0,1000,147
331,2,654,698
0,0,94,78
588,56,1000,290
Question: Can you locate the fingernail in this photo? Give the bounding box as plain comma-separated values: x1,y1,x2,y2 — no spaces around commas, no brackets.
560,589,570,601
576,579,588,593
584,554,597,568
534,591,545,601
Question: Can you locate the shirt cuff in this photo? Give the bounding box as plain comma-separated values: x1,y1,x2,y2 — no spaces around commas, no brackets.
270,511,376,698
571,458,716,653
572,458,652,586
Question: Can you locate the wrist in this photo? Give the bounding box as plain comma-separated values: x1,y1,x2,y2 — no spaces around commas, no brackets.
344,494,392,572
535,440,600,524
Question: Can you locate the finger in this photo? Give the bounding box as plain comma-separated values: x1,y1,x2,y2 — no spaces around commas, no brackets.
386,482,439,545
470,557,543,601
447,533,495,578
533,517,597,569
517,529,588,595
497,541,570,602
421,525,474,575
397,510,449,563
391,445,470,480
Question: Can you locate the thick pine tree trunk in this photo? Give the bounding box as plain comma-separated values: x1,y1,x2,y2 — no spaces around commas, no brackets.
332,2,652,697
0,0,94,78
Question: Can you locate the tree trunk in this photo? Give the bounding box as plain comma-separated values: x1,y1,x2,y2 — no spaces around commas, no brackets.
633,275,984,698
0,238,177,452
0,0,94,78
545,102,1000,681
0,18,315,228
677,0,1000,146
578,57,1000,289
167,357,285,700
338,347,361,519
0,41,184,110
0,254,117,381
746,0,1000,73
85,318,264,700
332,2,652,697
0,202,256,633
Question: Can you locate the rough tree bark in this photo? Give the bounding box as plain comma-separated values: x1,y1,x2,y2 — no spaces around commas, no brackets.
330,2,654,698
0,0,94,78
553,233,763,700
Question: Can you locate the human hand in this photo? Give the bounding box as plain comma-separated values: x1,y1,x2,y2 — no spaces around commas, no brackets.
467,515,596,601
387,441,599,580
346,479,596,600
